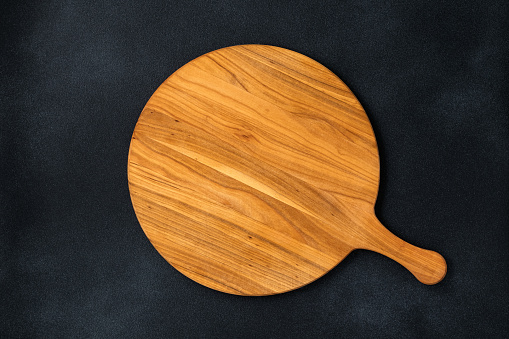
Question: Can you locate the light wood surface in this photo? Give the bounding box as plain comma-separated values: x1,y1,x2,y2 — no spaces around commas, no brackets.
128,45,447,295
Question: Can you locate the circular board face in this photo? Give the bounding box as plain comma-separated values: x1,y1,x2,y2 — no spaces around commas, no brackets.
128,45,380,295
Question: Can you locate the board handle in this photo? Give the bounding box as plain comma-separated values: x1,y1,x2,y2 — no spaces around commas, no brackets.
361,214,447,285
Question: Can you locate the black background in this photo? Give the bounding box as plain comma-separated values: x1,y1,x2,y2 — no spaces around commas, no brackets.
1,0,508,338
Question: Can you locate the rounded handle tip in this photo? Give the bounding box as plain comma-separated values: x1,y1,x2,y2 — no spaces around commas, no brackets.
411,250,447,285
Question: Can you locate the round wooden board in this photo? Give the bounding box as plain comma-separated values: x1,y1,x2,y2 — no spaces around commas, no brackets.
128,45,446,295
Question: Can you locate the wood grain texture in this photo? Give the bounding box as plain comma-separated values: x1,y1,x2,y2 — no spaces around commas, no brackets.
128,45,447,295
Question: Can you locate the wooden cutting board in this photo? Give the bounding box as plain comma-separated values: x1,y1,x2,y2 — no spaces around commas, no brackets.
128,44,446,295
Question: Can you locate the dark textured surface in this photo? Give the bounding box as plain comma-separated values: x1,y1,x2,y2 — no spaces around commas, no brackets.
1,0,508,337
